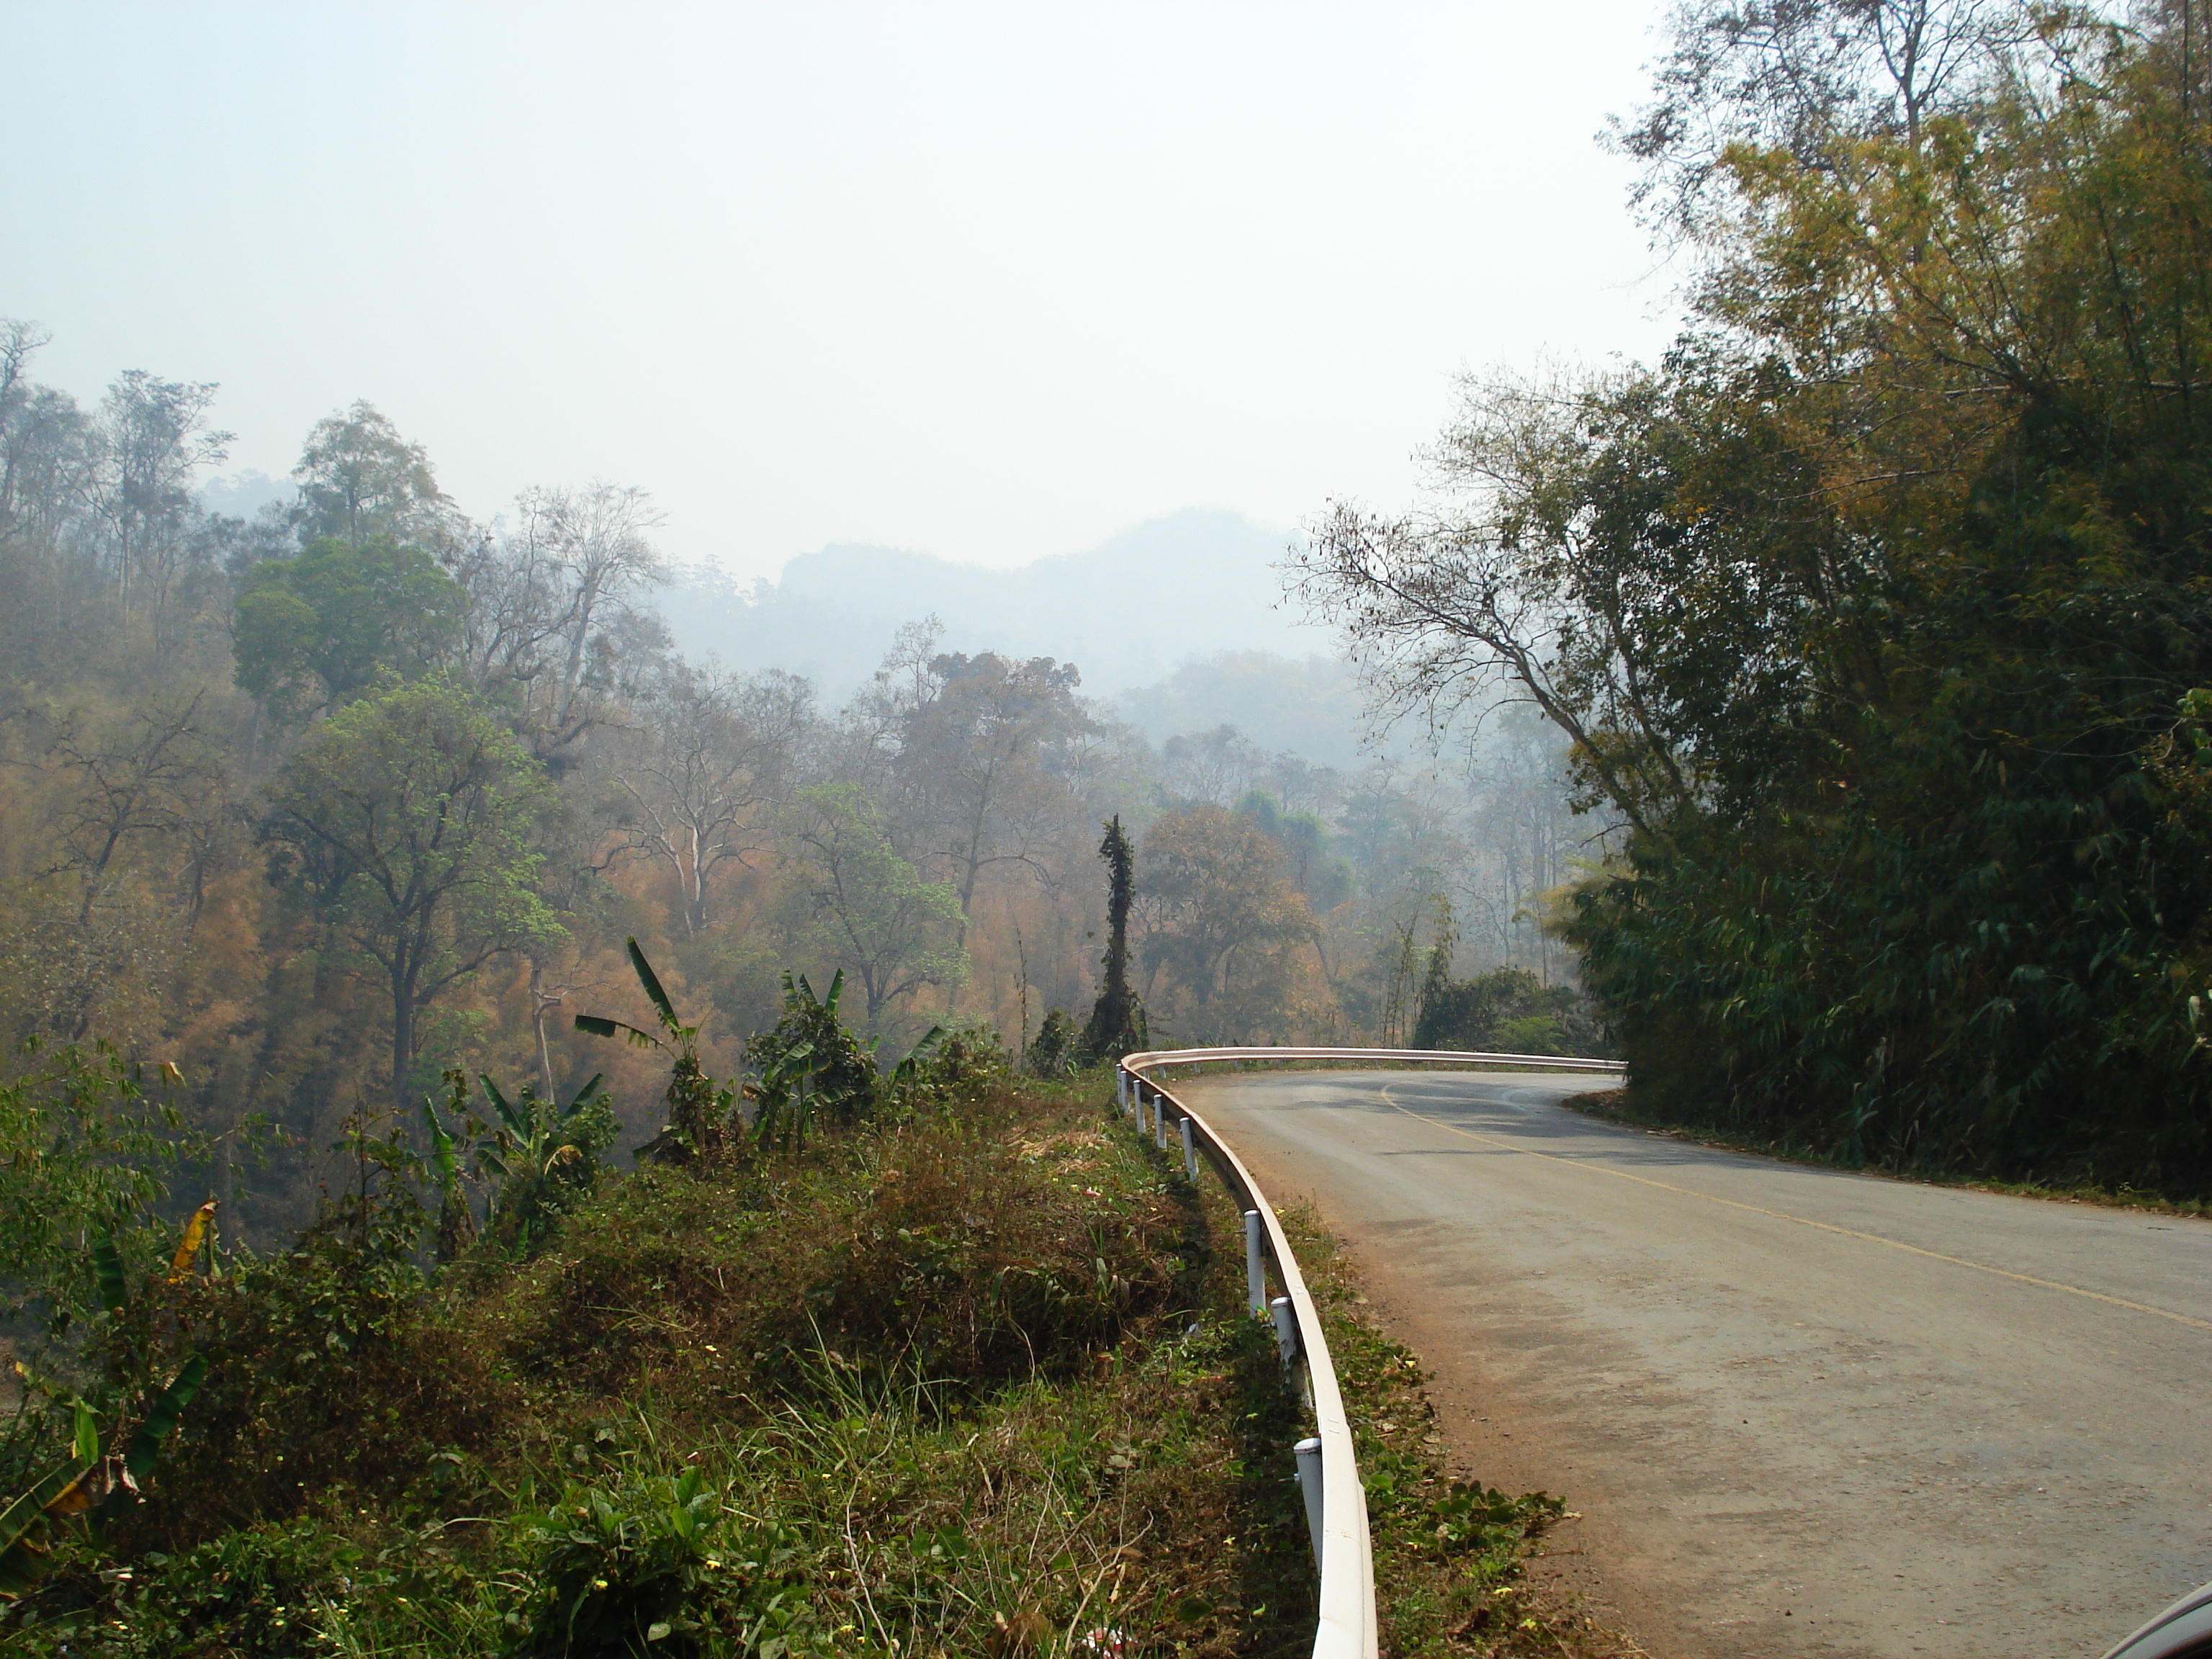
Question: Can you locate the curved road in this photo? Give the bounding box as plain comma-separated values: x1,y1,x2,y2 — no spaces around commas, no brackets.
1173,1068,2212,1659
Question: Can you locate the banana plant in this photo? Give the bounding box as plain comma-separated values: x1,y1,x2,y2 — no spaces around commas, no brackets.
575,939,730,1164
0,1400,99,1599
748,1036,818,1155
475,1071,608,1188
1,1215,213,1599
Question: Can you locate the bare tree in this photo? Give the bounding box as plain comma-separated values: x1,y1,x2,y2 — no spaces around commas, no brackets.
48,692,225,925
606,664,812,935
518,482,668,747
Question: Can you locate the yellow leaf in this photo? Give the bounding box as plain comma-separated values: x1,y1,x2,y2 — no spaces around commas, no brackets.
45,1478,91,1519
168,1200,218,1282
157,1061,184,1087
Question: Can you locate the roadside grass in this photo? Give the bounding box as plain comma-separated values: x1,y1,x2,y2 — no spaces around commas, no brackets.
3,1071,1628,1659
1565,1087,2212,1220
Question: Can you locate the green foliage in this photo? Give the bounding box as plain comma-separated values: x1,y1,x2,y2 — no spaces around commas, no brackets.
508,1467,722,1658
265,675,565,1115
743,970,878,1155
232,535,464,721
0,1044,201,1344
138,1150,515,1545
1025,1007,1082,1077
895,1026,1010,1110
465,1071,620,1258
1300,6,2212,1195
291,400,452,548
0,1402,99,1601
1412,963,1600,1059
778,783,968,1030
576,939,733,1166
0,1071,1596,1658
1236,789,1354,912
1081,816,1147,1064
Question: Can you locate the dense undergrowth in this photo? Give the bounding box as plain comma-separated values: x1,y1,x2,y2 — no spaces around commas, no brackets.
0,1056,1609,1659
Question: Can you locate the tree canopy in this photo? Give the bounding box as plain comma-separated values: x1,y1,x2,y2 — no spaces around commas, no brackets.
1293,0,2212,1187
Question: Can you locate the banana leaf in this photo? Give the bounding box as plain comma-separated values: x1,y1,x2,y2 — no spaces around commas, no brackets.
91,1236,126,1318
573,1015,662,1051
626,938,680,1033
478,1074,531,1141
419,1099,460,1191
167,1200,218,1282
125,1355,209,1485
0,1421,96,1600
560,1073,605,1120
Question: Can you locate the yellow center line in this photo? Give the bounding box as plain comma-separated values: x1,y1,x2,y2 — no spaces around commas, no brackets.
1375,1081,2212,1335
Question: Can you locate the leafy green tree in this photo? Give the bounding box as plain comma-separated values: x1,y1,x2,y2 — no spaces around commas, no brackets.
264,676,564,1115
233,535,466,721
1235,788,1353,911
292,400,451,547
780,783,967,1030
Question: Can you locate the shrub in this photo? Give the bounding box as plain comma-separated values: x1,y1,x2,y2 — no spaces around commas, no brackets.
508,1468,722,1658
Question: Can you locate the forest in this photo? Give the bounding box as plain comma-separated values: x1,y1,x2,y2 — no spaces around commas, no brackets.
0,328,1593,1246
1296,0,2212,1193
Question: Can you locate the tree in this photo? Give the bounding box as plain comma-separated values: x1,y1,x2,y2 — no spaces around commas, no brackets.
1158,724,1268,806
606,665,809,936
1611,0,2031,239
49,692,225,926
1081,814,1146,1061
292,401,452,548
264,676,564,1115
84,370,231,642
779,783,967,1030
509,482,667,754
899,652,1093,925
1296,0,2212,1185
1140,805,1315,1043
233,536,467,721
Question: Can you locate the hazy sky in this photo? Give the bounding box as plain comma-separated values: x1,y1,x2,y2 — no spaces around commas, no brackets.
4,1,1680,580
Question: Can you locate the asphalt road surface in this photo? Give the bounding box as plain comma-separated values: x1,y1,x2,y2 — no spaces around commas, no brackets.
1172,1068,2212,1659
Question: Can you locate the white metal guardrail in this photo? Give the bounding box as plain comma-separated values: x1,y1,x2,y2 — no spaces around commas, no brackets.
1115,1046,1627,1659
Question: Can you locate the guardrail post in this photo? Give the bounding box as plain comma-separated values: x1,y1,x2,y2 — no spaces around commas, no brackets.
1115,1068,1128,1114
1293,1437,1325,1570
1154,1098,1168,1151
1271,1295,1300,1368
1244,1210,1266,1316
1179,1115,1196,1179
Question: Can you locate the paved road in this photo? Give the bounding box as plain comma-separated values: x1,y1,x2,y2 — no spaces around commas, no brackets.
1173,1069,2212,1659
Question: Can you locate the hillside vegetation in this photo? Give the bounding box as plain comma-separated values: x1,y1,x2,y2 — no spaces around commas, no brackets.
0,1031,1610,1659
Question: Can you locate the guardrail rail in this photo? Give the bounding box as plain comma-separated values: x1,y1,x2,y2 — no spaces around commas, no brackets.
1113,1046,1627,1659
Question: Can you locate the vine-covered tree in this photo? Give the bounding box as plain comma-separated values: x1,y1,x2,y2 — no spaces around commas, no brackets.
1081,814,1145,1061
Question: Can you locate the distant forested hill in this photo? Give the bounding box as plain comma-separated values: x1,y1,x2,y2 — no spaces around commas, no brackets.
652,508,1331,697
